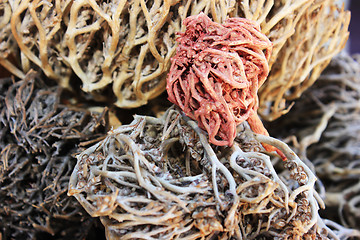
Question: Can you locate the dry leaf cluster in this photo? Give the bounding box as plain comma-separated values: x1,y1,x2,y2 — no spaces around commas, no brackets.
0,72,108,239
68,106,344,239
267,53,360,238
0,0,350,119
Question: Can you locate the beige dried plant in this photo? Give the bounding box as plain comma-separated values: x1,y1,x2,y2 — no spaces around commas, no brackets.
68,107,339,239
0,0,349,113
7,0,72,87
0,0,23,78
258,0,350,121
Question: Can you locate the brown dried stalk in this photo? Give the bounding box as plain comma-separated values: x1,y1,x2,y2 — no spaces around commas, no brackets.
0,71,108,239
69,106,334,239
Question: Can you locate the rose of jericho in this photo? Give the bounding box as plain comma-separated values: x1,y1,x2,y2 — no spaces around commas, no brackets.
167,13,273,146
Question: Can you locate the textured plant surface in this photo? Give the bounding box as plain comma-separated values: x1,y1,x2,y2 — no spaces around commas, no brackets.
167,13,272,147
68,106,346,239
0,72,108,239
258,0,350,121
0,0,183,106
0,0,349,115
267,53,360,237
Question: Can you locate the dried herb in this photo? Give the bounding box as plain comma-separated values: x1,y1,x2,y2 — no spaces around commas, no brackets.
69,106,337,239
0,71,107,239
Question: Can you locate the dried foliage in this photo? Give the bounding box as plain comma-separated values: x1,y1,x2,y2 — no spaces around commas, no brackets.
0,71,108,239
167,13,272,147
0,0,349,114
267,53,360,237
68,106,339,239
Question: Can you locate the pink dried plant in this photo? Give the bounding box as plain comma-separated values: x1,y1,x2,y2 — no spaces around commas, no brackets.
167,13,277,153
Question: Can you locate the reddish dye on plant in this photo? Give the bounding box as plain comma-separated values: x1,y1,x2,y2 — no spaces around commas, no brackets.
167,13,282,157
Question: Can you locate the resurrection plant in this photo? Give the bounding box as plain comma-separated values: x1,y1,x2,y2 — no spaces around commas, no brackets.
0,71,108,239
258,0,350,121
167,13,272,148
69,107,338,239
0,0,349,112
267,53,360,235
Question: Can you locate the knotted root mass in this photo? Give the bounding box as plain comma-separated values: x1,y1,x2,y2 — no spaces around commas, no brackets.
69,106,336,239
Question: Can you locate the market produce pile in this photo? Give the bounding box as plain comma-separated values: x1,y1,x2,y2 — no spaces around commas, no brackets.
0,0,359,240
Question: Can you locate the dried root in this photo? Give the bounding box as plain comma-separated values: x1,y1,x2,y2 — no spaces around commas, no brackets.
0,71,108,239
69,106,332,239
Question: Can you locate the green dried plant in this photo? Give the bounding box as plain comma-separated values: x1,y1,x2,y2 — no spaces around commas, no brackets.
0,71,108,239
69,106,341,239
0,0,349,115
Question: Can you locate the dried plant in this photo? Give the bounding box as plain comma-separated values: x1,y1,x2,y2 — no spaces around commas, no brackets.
1,0,183,106
167,13,272,147
0,0,349,114
258,0,350,121
69,106,340,239
266,53,360,234
0,71,108,239
0,0,24,79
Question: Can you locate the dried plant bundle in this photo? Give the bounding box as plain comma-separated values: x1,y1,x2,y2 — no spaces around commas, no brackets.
266,53,360,235
258,0,350,121
167,13,272,147
69,106,339,239
0,0,24,78
0,71,108,239
0,0,349,115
